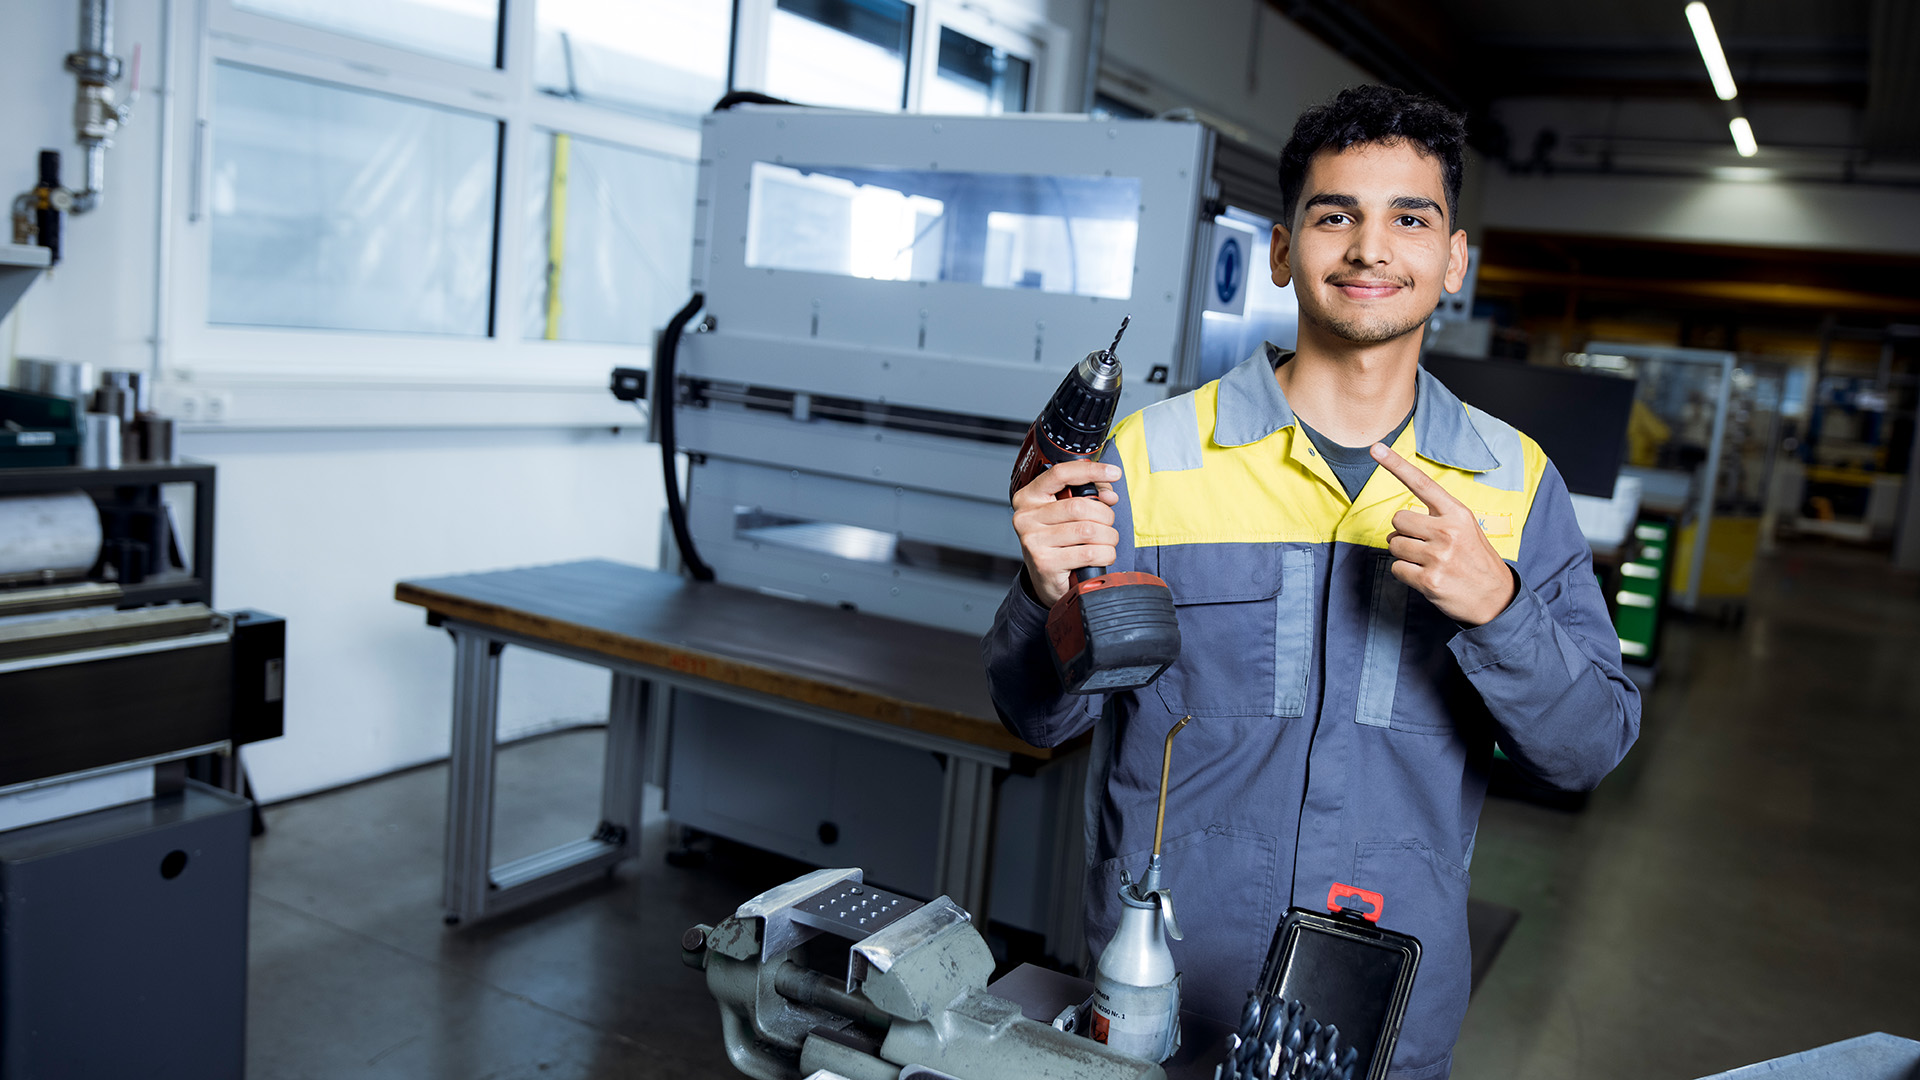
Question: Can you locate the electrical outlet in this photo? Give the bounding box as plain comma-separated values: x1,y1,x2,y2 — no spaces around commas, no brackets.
206,391,232,421
176,394,200,420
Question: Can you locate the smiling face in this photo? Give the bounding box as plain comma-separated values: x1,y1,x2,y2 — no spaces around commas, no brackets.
1270,141,1469,347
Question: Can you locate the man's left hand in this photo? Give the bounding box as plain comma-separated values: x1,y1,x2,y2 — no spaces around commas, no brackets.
1370,443,1518,627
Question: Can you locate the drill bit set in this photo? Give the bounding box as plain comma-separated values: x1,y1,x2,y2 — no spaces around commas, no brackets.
1215,993,1358,1080
1228,883,1423,1080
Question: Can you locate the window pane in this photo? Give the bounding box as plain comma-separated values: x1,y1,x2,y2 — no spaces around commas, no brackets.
523,132,698,345
746,163,1139,300
209,65,499,336
234,0,499,67
535,0,731,124
765,0,911,111
924,27,1030,116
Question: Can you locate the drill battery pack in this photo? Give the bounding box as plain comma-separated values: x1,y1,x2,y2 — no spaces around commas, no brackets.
1046,571,1181,695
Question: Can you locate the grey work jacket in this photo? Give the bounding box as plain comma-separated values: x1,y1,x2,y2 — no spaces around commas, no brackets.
982,348,1641,1079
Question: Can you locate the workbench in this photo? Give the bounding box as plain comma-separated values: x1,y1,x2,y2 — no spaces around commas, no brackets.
396,559,1076,931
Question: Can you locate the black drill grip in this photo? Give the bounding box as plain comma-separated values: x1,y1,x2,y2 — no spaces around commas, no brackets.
1069,480,1105,582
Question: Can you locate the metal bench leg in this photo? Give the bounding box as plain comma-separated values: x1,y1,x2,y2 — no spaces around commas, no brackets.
599,674,649,854
442,630,503,924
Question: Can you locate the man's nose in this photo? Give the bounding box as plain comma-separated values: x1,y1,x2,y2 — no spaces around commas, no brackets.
1345,218,1391,266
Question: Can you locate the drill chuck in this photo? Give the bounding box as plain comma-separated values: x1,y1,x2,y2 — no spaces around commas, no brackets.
1038,359,1122,456
1008,315,1130,499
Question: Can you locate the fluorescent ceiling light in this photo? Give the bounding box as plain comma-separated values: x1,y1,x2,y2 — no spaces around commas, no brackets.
1729,116,1758,157
1712,165,1773,182
1685,2,1739,101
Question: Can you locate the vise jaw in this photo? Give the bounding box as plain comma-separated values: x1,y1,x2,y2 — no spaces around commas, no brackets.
685,868,1165,1080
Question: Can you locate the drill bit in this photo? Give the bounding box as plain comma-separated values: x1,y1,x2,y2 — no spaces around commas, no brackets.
1108,315,1131,358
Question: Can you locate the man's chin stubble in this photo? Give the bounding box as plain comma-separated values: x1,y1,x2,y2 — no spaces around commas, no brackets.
1307,308,1431,346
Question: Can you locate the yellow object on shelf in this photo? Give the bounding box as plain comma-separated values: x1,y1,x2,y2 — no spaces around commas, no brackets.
1671,516,1762,600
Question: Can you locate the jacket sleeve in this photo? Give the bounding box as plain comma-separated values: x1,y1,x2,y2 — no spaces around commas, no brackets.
1447,461,1641,790
980,442,1136,749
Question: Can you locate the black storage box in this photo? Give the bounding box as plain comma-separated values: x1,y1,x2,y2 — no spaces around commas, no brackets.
1255,884,1423,1080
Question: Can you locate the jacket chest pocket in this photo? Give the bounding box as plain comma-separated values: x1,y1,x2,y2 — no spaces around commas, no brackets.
1150,546,1315,718
1356,554,1460,734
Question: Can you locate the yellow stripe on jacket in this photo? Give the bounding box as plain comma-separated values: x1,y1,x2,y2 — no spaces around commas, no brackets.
1109,381,1547,562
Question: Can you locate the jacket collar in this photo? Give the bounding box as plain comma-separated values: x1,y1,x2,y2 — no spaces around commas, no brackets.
1212,343,1501,473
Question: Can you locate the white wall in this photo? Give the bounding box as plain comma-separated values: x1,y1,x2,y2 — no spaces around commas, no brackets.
1098,0,1371,153
1091,0,1490,235
186,426,661,800
3,1,664,801
1,0,163,376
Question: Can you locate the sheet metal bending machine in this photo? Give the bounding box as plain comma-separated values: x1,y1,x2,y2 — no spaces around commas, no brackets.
659,106,1288,961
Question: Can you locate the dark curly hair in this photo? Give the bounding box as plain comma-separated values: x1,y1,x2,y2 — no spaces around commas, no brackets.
1277,85,1467,228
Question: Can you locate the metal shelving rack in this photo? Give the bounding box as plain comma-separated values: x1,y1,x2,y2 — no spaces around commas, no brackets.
0,461,215,607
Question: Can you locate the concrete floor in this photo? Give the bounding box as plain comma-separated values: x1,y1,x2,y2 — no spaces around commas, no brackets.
246,543,1920,1079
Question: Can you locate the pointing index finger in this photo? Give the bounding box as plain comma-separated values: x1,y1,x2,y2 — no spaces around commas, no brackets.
1370,442,1462,516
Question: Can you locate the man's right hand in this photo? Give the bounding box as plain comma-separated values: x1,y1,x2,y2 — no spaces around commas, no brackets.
1011,460,1122,608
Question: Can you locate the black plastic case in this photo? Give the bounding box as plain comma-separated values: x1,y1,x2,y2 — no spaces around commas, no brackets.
1255,885,1422,1080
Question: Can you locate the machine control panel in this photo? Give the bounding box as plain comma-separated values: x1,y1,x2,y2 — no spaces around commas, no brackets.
789,878,923,940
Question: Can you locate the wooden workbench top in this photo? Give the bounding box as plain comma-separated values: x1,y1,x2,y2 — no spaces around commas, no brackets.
395,559,1054,760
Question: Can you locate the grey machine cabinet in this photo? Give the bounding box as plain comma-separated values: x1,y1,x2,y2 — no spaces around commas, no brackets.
0,781,251,1080
664,107,1283,951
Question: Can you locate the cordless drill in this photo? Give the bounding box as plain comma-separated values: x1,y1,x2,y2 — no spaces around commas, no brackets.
1010,317,1181,695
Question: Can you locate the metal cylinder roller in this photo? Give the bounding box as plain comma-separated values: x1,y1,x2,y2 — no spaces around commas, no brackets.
0,492,102,579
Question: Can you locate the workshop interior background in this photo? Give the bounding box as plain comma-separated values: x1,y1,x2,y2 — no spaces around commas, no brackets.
1,0,1917,1077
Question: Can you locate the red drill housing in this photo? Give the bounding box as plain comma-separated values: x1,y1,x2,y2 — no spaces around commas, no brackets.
1010,317,1180,695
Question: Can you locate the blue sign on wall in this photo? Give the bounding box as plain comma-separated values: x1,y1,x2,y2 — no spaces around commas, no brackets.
1215,237,1242,304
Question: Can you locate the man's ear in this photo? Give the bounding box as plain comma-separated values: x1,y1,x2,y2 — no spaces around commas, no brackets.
1270,223,1293,289
1443,228,1469,294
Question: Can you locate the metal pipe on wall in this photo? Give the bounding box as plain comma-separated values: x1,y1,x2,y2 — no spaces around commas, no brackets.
67,0,125,214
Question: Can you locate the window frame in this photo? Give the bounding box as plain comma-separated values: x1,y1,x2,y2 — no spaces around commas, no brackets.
160,0,1075,424
911,4,1045,115
732,0,1065,114
168,0,705,395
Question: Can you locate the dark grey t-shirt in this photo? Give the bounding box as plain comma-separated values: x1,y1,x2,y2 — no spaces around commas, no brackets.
1295,408,1414,501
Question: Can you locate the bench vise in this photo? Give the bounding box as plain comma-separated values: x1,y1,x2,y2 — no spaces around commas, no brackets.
684,867,1165,1080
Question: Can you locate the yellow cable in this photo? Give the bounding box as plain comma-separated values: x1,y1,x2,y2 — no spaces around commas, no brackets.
545,132,571,341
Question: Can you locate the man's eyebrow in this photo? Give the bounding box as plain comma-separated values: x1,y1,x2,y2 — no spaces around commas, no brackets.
1390,195,1444,216
1302,192,1358,213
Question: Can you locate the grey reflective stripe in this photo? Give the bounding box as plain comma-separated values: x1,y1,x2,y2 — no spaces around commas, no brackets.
1142,394,1204,473
1464,405,1524,493
1274,549,1313,718
1356,555,1407,727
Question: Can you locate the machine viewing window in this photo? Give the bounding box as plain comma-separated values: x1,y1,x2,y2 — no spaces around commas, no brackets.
735,509,1023,584
745,163,1140,300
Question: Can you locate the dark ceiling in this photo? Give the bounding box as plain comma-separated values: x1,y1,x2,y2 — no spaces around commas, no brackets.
1267,0,1917,162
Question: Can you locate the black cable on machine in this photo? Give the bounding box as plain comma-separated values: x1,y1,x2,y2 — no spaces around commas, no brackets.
656,292,716,582
643,93,792,583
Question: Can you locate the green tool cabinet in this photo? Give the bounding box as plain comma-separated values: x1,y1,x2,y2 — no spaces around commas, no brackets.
1614,520,1671,665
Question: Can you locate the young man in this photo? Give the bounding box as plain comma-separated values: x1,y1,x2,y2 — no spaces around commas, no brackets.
983,85,1640,1078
